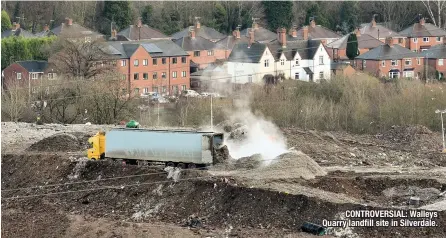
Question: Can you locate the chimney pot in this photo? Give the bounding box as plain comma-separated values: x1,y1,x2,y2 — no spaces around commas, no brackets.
248,29,254,48
233,29,240,39
277,27,287,48
371,17,377,27
303,26,309,41
111,29,117,38
195,19,201,29
310,19,316,28
253,22,259,30
65,18,73,26
44,24,49,31
420,17,425,25
355,28,361,37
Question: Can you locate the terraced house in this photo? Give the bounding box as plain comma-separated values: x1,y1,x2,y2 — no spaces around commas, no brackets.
107,40,190,96
399,17,446,52
422,42,446,79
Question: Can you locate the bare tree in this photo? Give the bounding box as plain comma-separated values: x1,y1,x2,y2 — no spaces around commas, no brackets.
1,80,29,122
422,0,446,28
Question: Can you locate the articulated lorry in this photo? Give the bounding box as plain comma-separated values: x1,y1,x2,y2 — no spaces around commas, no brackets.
87,127,225,168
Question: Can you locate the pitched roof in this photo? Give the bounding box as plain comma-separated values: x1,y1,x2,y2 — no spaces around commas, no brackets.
35,30,52,37
1,28,35,38
266,39,322,61
117,24,168,40
240,27,276,43
326,33,384,49
51,22,103,38
227,42,267,63
174,36,216,51
421,44,446,59
215,35,251,50
355,44,419,60
106,40,189,58
399,22,446,37
359,23,403,39
295,25,340,40
16,61,48,72
171,26,225,41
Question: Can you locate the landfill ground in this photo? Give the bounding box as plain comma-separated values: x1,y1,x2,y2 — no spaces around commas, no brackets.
2,122,446,238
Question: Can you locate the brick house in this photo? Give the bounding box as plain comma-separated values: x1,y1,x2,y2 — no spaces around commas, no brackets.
50,17,104,42
359,16,406,47
115,18,168,41
293,18,341,45
171,17,225,42
240,20,277,43
1,22,35,38
326,29,384,62
174,27,226,69
422,43,446,79
399,17,446,52
107,40,190,96
2,60,58,92
216,27,251,58
355,37,423,79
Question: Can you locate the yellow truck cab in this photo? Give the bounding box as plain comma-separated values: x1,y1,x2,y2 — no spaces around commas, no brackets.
87,131,106,160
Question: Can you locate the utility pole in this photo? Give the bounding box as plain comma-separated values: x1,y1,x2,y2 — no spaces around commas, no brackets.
210,75,213,131
435,109,446,152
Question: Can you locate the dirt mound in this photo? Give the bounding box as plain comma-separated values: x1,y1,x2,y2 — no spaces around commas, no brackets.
235,154,262,169
27,133,85,152
249,151,327,180
378,125,442,151
213,145,231,164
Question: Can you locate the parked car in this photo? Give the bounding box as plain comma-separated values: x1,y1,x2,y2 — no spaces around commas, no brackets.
150,96,169,104
181,89,201,98
209,92,225,98
141,92,159,99
200,92,211,97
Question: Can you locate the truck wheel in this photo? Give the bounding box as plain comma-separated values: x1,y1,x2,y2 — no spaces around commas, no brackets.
166,162,175,167
177,163,186,169
187,163,196,169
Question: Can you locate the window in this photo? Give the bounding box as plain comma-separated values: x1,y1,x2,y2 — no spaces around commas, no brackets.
153,87,158,93
32,73,38,80
391,60,398,66
182,71,187,77
389,71,399,79
295,73,299,80
162,86,167,93
362,60,366,69
48,73,56,79
280,59,285,66
404,71,414,78
134,88,140,94
153,72,158,79
153,59,158,65
248,75,252,83
143,73,148,80
437,37,442,42
319,56,324,65
133,73,139,80
439,59,444,66
172,57,177,64
121,60,126,66
143,59,148,66
413,38,418,43
399,38,404,44
162,72,166,78
405,59,412,66
162,58,166,64
134,59,139,66
421,49,428,52
172,71,177,78
417,58,421,65
295,59,300,66
144,87,149,93
194,51,200,57
381,60,385,67
16,73,21,80
264,59,269,67
182,57,187,63
319,71,324,79
423,37,429,42
207,50,214,56
172,85,179,94
182,85,186,91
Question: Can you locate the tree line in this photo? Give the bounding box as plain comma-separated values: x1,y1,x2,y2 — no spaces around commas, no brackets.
1,1,445,37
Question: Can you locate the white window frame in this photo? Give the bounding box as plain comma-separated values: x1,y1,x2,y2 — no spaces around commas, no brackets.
437,37,442,42
413,38,418,43
181,71,186,77
319,56,324,65
143,59,148,66
423,37,429,42
264,59,269,67
362,60,366,69
404,59,411,66
421,49,428,52
391,60,398,66
17,72,22,80
121,60,126,67
248,75,252,83
134,59,139,66
207,50,214,56
280,59,285,66
295,59,299,66
172,71,177,78
295,72,299,80
381,60,385,67
404,71,414,78
161,72,166,78
181,85,187,91
319,71,324,79
32,73,38,80
389,71,399,78
144,87,149,93
439,59,444,66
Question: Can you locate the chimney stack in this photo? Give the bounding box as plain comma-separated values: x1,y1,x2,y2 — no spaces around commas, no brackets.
290,25,297,38
310,17,316,28
385,37,394,47
371,16,377,27
419,17,425,25
12,22,19,31
111,29,117,38
233,28,240,39
303,26,309,40
195,17,201,29
248,28,254,48
189,26,196,39
43,24,49,31
277,28,287,48
355,27,361,37
65,18,73,26
137,18,142,28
